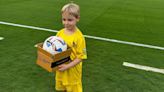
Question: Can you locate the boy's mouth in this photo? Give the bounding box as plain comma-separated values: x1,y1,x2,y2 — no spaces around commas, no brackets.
65,25,71,28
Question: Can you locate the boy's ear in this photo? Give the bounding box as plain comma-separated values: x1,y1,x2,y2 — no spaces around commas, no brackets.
77,19,80,22
76,16,80,22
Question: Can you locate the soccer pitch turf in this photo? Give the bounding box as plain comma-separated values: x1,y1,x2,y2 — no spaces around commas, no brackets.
0,0,164,92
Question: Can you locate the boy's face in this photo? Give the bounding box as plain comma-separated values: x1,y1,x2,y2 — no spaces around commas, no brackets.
62,12,79,30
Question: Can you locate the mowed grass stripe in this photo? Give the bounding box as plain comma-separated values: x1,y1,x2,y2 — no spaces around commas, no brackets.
0,21,164,51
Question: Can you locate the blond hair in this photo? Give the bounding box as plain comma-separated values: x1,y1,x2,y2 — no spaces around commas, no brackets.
61,3,80,18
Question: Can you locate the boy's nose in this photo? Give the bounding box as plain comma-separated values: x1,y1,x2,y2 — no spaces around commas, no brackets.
65,21,69,25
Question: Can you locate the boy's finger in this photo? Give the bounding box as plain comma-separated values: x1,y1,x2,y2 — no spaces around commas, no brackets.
58,65,63,68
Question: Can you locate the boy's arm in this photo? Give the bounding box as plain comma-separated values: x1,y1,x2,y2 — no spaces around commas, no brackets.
58,58,82,72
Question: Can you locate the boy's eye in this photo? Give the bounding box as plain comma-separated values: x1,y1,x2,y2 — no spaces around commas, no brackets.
68,19,73,21
62,18,66,21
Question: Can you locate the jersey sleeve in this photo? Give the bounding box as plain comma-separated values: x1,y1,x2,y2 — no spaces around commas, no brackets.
56,31,60,36
76,35,87,60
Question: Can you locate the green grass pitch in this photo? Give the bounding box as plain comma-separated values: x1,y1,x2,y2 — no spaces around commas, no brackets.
0,0,164,92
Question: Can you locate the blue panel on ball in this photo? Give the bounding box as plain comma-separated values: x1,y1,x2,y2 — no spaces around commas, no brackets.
56,48,62,52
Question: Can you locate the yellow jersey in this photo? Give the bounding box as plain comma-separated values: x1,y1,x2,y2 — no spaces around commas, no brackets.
55,28,87,85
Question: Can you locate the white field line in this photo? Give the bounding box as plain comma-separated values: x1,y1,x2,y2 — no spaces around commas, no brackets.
0,21,164,51
34,44,38,47
123,62,164,74
0,37,4,40
0,21,58,33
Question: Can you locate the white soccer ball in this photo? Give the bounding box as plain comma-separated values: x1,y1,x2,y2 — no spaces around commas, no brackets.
43,36,67,55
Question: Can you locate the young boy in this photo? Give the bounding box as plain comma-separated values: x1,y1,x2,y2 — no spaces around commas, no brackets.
55,2,87,92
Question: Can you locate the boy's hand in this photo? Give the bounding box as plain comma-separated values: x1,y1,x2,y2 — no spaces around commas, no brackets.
58,64,69,72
